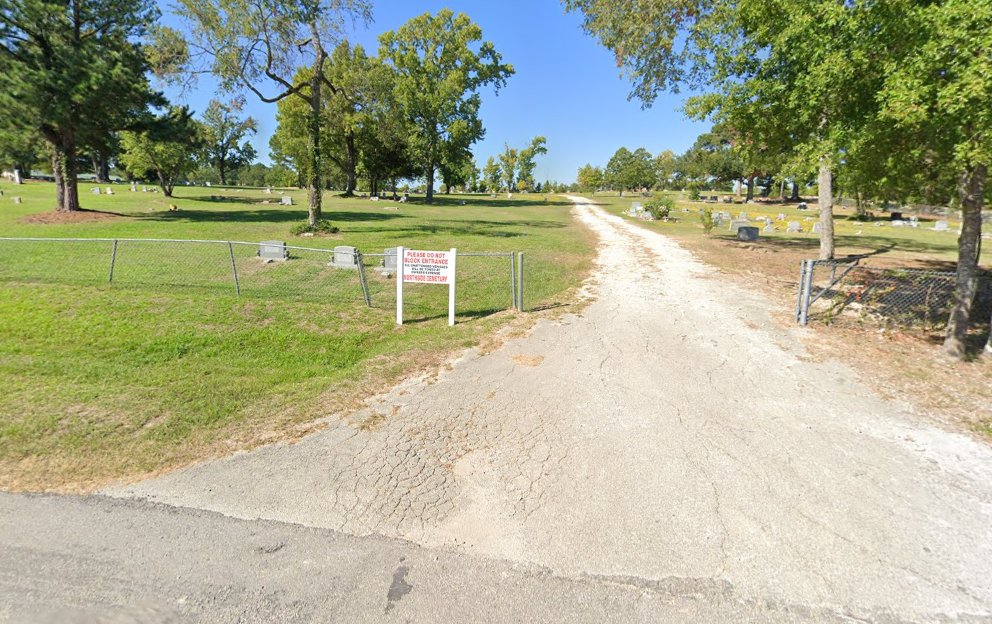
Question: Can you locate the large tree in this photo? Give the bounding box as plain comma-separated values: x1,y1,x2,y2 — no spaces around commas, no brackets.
200,98,257,185
119,107,203,197
379,10,513,203
0,0,162,211
576,164,603,193
169,0,372,225
516,136,548,191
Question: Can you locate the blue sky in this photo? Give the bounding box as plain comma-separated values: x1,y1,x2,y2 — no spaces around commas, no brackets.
159,0,708,184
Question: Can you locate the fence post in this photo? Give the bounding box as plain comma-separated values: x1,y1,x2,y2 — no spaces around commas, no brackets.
108,239,119,283
793,259,806,323
356,249,372,308
517,252,524,312
800,260,814,326
510,252,517,310
228,242,241,296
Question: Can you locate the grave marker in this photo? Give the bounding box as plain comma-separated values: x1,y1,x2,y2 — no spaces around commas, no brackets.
737,226,759,241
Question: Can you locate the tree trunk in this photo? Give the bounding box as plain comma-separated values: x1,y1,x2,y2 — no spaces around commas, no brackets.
736,178,743,198
746,176,755,201
943,163,986,360
791,180,800,201
306,72,323,225
219,158,227,186
426,165,435,203
779,179,786,200
817,160,834,260
158,170,173,197
343,134,357,196
52,151,65,212
53,137,81,212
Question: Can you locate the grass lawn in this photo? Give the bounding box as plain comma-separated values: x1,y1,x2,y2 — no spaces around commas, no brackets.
0,181,594,491
585,192,992,439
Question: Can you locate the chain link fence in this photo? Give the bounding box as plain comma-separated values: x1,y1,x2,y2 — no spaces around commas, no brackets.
0,238,523,320
795,258,992,329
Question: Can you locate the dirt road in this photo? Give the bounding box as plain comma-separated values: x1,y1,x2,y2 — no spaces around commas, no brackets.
9,197,991,621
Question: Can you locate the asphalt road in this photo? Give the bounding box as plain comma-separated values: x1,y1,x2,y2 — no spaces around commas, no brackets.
3,198,991,622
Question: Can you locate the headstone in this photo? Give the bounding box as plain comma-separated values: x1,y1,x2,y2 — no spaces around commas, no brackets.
383,247,398,271
13,196,21,204
777,213,786,221
370,196,379,202
763,223,774,233
737,226,759,241
142,186,148,193
13,169,22,185
812,222,822,234
105,187,113,195
280,195,293,206
257,240,288,261
332,245,358,269
797,202,808,210
890,211,903,221
729,219,750,234
891,220,905,227
91,187,101,195
205,181,211,187
787,221,801,233
130,181,137,192
265,187,272,194
738,211,748,219
399,196,408,203
934,220,949,232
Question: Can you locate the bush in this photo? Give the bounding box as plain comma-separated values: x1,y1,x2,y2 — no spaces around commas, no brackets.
688,188,701,201
699,208,715,234
291,220,340,236
645,196,675,220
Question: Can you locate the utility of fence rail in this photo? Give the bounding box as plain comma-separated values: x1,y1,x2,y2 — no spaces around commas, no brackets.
0,237,524,319
795,257,992,329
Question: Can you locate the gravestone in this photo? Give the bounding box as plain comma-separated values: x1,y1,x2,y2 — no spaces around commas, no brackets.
130,182,137,192
91,187,101,195
370,196,379,202
13,169,22,185
891,220,905,227
890,211,903,221
763,223,774,233
333,245,358,269
383,247,398,271
934,220,949,232
737,226,759,241
812,222,822,234
280,195,293,206
265,187,272,194
777,213,786,221
13,197,21,204
142,186,148,193
729,219,750,234
738,211,748,219
105,187,113,195
257,240,288,261
787,221,801,233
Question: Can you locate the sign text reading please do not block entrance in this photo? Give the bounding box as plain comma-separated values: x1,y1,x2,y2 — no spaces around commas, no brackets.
402,249,453,284
395,247,457,326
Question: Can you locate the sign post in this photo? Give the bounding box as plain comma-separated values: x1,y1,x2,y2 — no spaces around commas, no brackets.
395,247,457,326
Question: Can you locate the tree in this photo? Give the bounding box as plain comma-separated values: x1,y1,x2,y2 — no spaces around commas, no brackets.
576,164,603,192
119,107,203,197
380,10,513,203
653,150,676,190
517,136,548,191
498,145,518,192
169,0,372,226
606,147,653,195
0,0,163,212
483,156,501,192
876,0,992,358
200,99,257,185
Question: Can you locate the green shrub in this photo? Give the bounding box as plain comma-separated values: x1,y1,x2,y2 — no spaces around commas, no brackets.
645,196,675,220
291,220,340,236
699,208,715,234
688,188,701,201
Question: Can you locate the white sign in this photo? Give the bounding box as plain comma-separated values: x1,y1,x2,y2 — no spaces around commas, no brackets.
396,247,457,326
402,249,453,284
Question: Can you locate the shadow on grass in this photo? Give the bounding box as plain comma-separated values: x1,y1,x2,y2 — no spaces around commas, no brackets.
404,196,574,209
710,233,958,257
133,208,409,225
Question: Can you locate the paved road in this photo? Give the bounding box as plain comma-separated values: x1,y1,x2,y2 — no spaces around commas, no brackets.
4,198,992,621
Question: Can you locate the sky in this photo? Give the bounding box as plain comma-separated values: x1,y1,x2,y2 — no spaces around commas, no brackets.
158,0,708,184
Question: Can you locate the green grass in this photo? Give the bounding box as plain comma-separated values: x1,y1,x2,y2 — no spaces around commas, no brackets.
586,191,991,269
0,181,592,490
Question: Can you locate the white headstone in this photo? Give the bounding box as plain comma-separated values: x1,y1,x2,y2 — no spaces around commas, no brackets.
383,247,398,271
130,182,137,192
13,196,21,204
265,187,272,194
763,223,774,233
105,187,113,195
258,240,288,261
787,221,801,233
280,195,293,206
13,169,22,185
91,187,101,195
812,222,822,234
777,213,786,221
729,219,750,234
332,246,358,269
934,220,950,232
